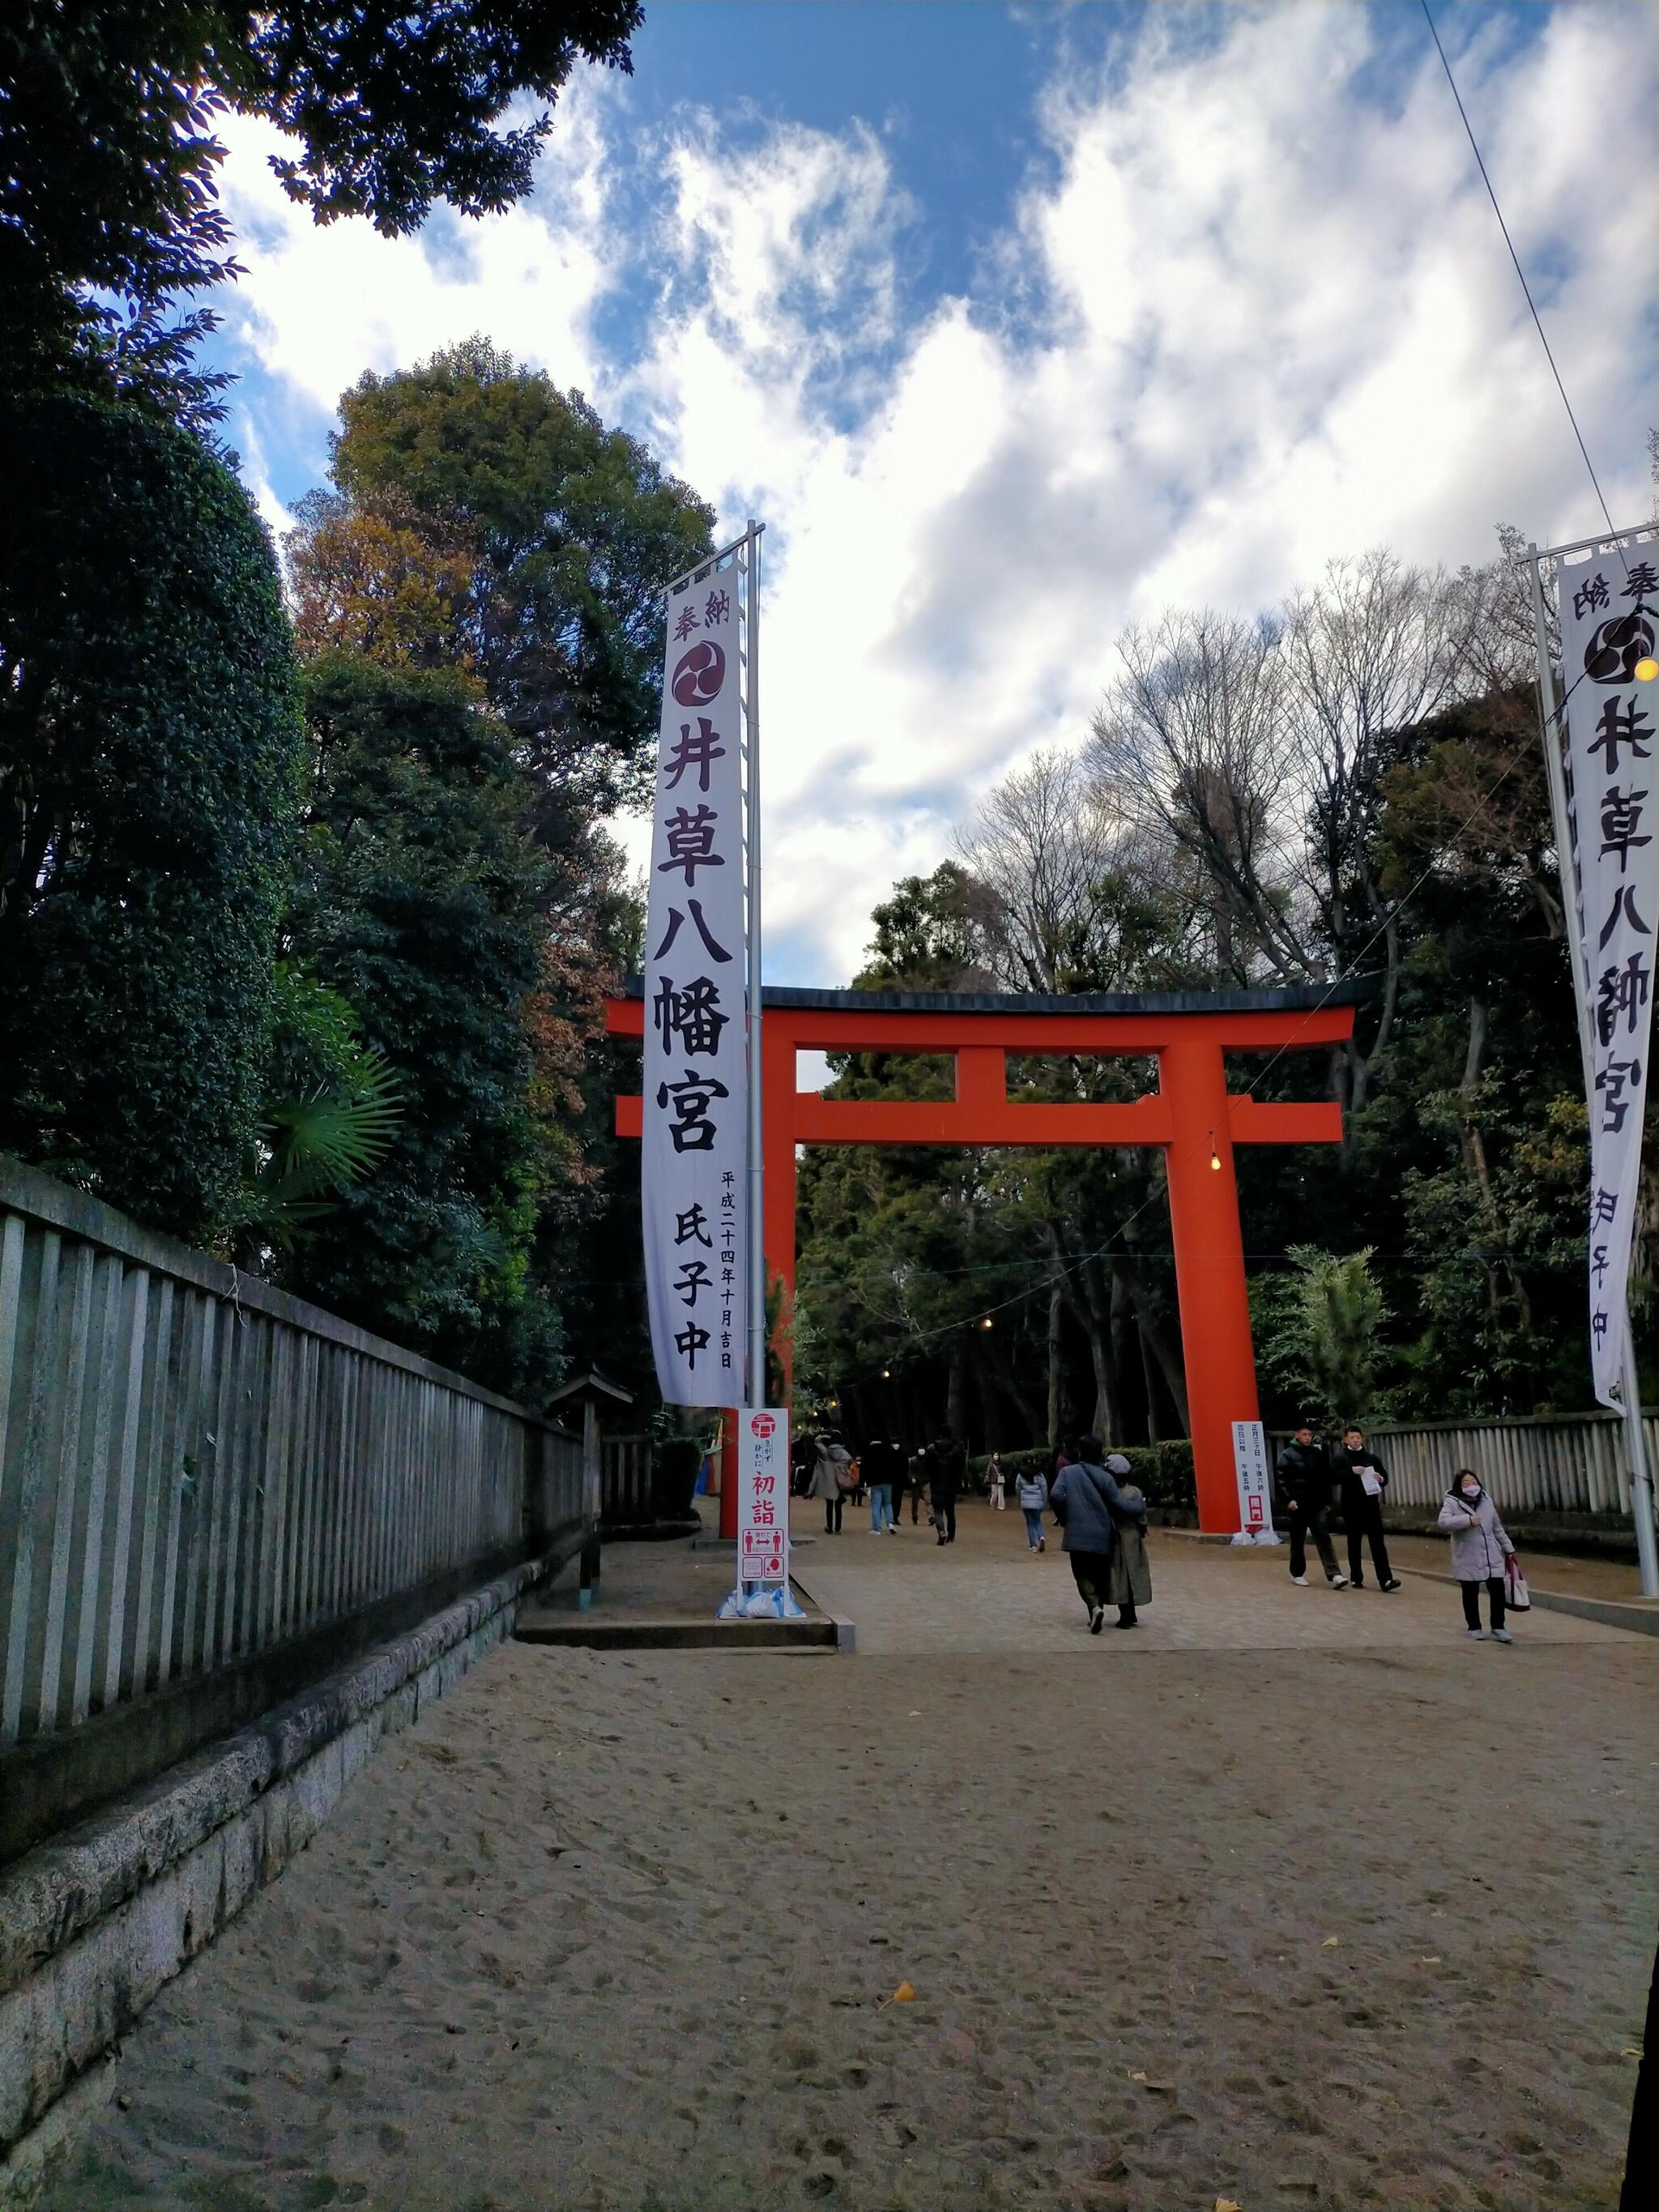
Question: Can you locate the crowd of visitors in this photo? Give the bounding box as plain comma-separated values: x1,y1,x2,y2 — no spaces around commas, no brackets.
791,1417,1520,1642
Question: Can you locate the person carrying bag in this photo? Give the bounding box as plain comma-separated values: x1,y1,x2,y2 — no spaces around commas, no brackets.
1436,1468,1517,1641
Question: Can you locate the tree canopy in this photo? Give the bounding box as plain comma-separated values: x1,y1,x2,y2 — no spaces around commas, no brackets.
282,652,565,1397
1,2,640,420
0,394,301,1239
290,340,717,811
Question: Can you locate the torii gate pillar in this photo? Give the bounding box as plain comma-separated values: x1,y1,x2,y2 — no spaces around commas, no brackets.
608,982,1359,1534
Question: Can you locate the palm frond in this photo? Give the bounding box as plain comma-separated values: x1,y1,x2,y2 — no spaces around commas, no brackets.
265,1051,403,1190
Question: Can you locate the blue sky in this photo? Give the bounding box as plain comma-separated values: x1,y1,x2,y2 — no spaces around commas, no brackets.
203,2,1657,982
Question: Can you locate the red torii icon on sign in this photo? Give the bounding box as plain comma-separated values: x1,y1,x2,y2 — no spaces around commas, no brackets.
606,980,1363,1538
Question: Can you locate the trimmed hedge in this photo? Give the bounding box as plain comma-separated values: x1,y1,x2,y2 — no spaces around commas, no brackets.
969,1442,1196,1513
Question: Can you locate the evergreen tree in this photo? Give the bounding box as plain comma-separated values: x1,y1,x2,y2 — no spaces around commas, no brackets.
0,394,301,1240
284,653,562,1398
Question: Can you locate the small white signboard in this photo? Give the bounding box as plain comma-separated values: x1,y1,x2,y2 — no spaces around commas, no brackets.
1231,1419,1275,1537
738,1407,790,1585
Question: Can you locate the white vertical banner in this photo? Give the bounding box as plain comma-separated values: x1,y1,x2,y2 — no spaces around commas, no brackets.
1231,1419,1274,1539
1558,549,1659,1408
642,573,747,1404
738,1408,790,1585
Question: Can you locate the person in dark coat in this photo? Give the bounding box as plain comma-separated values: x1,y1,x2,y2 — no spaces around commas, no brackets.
863,1437,902,1534
1623,1926,1659,2207
925,1430,966,1544
1333,1424,1400,1591
1050,1436,1146,1634
902,1446,928,1525
1274,1424,1348,1588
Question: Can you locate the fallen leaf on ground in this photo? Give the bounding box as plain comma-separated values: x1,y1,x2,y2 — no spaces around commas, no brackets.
1623,2046,1644,2058
1421,1955,1442,1965
1320,1937,1340,1950
908,1710,922,1716
1128,2069,1173,2091
1216,2197,1243,2211
876,1980,917,2010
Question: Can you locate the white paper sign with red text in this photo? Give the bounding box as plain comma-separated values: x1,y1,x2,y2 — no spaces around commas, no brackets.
1232,1419,1274,1536
738,1408,790,1585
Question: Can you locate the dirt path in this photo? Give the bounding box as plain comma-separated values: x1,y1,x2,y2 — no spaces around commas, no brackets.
42,1512,1658,2211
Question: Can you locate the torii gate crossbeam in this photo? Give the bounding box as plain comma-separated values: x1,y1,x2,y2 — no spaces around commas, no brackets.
605,982,1362,1533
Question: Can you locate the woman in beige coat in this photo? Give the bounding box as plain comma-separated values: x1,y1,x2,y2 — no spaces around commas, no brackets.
1107,1468,1152,1630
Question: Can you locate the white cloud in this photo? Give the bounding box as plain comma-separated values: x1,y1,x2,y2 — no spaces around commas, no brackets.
215,83,615,418
210,5,1658,984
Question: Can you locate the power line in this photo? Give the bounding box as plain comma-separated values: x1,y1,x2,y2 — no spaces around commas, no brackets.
1419,0,1626,569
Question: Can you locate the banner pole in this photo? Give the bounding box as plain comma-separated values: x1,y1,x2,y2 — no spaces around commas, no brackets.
744,520,766,1415
1529,543,1659,1597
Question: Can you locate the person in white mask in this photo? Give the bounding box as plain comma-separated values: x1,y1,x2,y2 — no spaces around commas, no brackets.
1436,1468,1516,1642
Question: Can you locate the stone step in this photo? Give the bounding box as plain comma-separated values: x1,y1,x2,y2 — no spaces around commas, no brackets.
511,1607,841,1652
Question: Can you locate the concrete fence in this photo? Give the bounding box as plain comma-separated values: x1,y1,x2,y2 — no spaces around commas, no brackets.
0,1157,586,1773
1310,1413,1649,1521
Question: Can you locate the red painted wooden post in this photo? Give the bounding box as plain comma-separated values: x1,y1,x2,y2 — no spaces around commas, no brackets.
1160,1034,1256,1533
763,1011,800,1378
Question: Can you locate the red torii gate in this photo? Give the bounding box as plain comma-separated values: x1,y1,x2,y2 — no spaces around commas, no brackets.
604,981,1362,1534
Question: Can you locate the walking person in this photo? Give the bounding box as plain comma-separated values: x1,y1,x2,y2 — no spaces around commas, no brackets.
925,1429,965,1545
987,1451,1007,1511
904,1447,928,1525
1274,1423,1348,1588
889,1443,912,1528
1050,1437,1146,1635
808,1431,853,1535
1107,1467,1153,1630
1437,1468,1516,1641
1334,1425,1401,1591
1015,1464,1049,1551
864,1438,899,1533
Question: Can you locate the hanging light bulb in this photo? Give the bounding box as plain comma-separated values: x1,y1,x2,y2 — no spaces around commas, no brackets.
979,1315,994,1330
880,1367,891,1379
1637,655,1658,683
1209,1129,1222,1171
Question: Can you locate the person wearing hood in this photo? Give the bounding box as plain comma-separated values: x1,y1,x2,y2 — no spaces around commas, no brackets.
1274,1423,1348,1589
1049,1438,1147,1635
1107,1472,1153,1630
807,1432,853,1535
1436,1468,1516,1641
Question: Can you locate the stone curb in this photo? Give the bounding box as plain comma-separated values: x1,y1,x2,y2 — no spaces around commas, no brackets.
1392,1564,1659,1639
778,1566,857,1653
0,1535,578,2195
1156,1527,1659,1635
